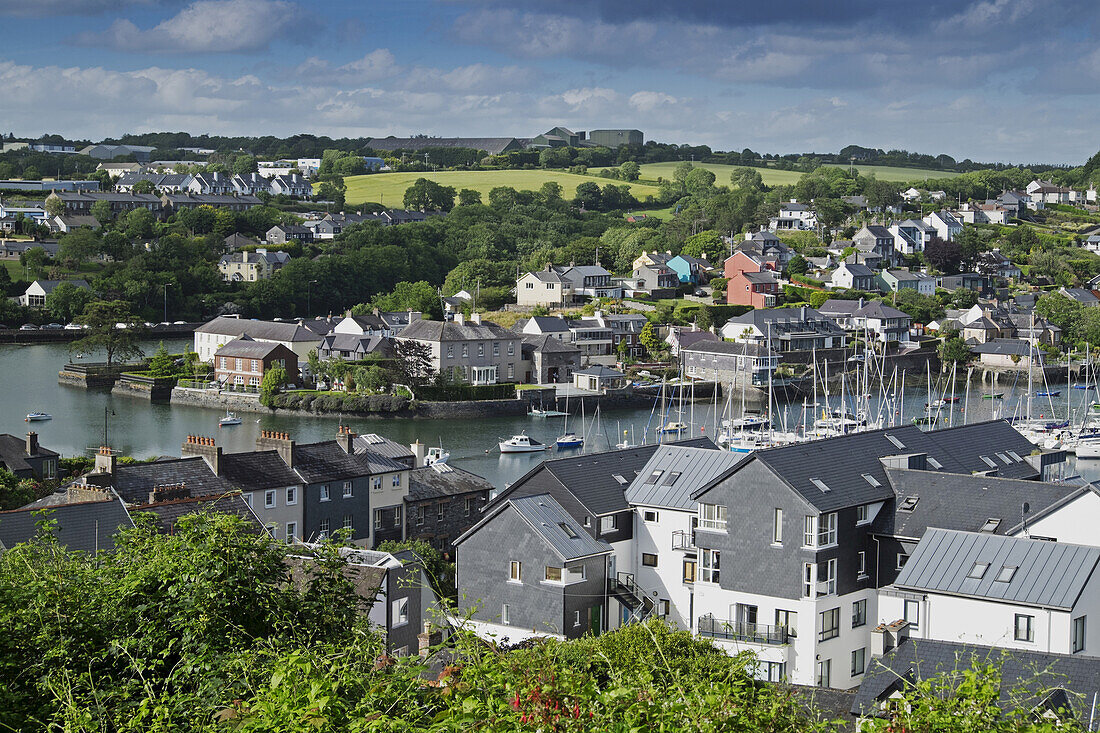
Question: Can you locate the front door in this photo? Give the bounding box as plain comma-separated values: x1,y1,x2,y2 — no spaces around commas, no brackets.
589,605,602,636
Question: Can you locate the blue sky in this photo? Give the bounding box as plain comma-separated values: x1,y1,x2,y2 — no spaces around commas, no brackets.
3,0,1098,164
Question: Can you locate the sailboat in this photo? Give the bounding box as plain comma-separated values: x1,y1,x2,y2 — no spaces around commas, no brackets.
555,394,584,449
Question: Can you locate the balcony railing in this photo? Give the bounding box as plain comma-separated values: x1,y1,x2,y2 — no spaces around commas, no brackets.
671,529,696,551
697,614,789,645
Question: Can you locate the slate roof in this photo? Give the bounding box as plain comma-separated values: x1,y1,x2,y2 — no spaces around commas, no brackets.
573,365,624,378
0,433,57,474
526,316,572,332
971,339,1036,358
407,464,493,501
30,279,90,294
219,450,301,492
894,528,1100,610
0,496,131,553
876,468,1085,539
320,333,390,356
132,493,262,533
196,316,322,343
352,433,415,464
214,337,287,360
508,494,612,561
292,441,407,484
855,301,910,320
521,334,580,354
898,420,1040,479
668,328,720,350
742,271,778,284
113,457,237,503
398,318,516,342
851,639,1100,727
837,262,875,278
681,340,776,358
625,446,743,510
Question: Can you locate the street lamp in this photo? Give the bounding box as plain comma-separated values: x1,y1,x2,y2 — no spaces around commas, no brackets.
307,279,318,318
162,283,170,323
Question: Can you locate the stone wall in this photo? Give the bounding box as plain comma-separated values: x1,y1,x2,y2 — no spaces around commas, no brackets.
112,374,176,402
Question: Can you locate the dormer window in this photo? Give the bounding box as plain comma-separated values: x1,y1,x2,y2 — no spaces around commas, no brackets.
899,496,919,512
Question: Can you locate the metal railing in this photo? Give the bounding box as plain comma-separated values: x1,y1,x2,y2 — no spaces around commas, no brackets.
671,529,696,551
609,572,656,624
697,614,789,645
224,383,260,394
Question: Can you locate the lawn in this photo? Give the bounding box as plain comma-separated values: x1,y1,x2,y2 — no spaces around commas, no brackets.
602,161,963,187
339,170,661,206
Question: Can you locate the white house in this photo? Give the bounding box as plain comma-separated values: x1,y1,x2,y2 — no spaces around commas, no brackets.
18,279,89,308
901,187,922,203
768,201,817,232
193,315,323,364
923,210,962,241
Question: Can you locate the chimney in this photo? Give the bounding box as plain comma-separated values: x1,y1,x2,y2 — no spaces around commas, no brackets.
182,434,223,475
336,424,357,453
454,313,464,326
418,622,443,658
257,429,295,467
470,312,481,325
241,250,248,263
93,445,117,476
800,306,807,321
148,482,190,504
410,440,427,467
858,297,864,309
870,623,888,659
25,431,38,456
889,618,911,648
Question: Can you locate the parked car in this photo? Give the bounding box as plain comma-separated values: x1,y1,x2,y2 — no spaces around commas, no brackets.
19,324,37,330
42,323,64,330
64,323,83,330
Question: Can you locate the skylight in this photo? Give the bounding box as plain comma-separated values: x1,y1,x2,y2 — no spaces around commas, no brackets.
431,463,453,473
364,433,385,445
927,457,943,469
559,522,578,539
980,518,1001,533
612,474,628,485
1007,451,1022,462
995,565,1017,582
662,471,682,486
644,470,664,485
862,473,881,488
810,478,831,493
967,562,990,579
899,496,919,511
980,455,998,468
996,453,1011,465
885,434,906,449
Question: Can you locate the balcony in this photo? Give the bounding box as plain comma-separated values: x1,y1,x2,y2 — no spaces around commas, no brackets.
697,614,789,645
671,529,696,551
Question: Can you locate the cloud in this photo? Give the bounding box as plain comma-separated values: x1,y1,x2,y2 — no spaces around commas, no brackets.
0,0,170,16
628,91,676,112
72,0,309,53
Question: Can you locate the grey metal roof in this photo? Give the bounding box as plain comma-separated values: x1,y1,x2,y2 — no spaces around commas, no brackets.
877,468,1085,539
894,528,1100,610
851,639,1100,726
971,338,1035,357
509,494,612,561
573,365,624,378
625,446,743,510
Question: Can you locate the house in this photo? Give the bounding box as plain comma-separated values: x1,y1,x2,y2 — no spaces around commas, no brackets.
95,162,144,176
223,232,260,251
665,326,720,357
829,262,876,291
160,193,261,212
403,463,493,557
816,299,912,344
667,254,712,285
266,224,314,244
928,190,946,202
317,332,390,362
194,315,323,364
936,272,990,295
517,315,572,341
1027,179,1072,206
516,267,571,308
740,231,792,266
0,239,58,258
851,639,1100,728
1084,235,1100,254
727,270,779,308
976,249,1021,280
719,307,846,351
852,226,896,267
268,174,313,198
562,264,621,299
441,290,472,316
680,340,779,388
961,316,1004,344
217,248,290,282
922,210,962,241
187,172,236,195
528,127,589,149
1060,287,1100,307
231,173,270,195
394,313,521,385
45,192,163,217
79,144,155,161
0,432,58,480
115,172,193,193
632,250,673,270
330,313,393,338
723,250,777,281
213,336,299,390
901,187,922,202
572,365,626,392
628,263,679,297
971,339,1044,368
997,190,1036,214
880,528,1100,656
876,269,934,296
841,195,869,210
18,279,89,307
769,201,817,232
50,214,101,233
519,334,581,384
888,220,934,256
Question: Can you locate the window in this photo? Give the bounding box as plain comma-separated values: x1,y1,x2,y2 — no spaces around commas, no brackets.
856,504,869,524
1073,616,1086,653
682,559,696,583
437,503,445,521
342,515,352,531
374,510,384,530
897,553,909,570
823,558,837,595
642,553,658,567
264,490,276,508
903,599,920,630
392,598,408,627
775,609,797,636
342,482,352,498
852,599,867,628
320,485,330,502
899,496,919,511
644,470,664,485
763,661,787,683
816,659,831,688
858,551,867,578
818,512,838,547
996,565,1017,582
820,608,840,641
464,497,473,517
574,610,581,627
394,506,402,527
478,343,484,357
509,561,522,582
558,522,578,539
803,563,815,598
285,522,297,544
243,492,253,508
417,506,425,526
1015,614,1034,642
493,342,499,357
461,344,468,358
659,600,670,616
968,562,990,579
286,487,297,505
600,515,617,533
267,523,277,539
583,516,591,527
699,503,727,531
662,471,682,486
803,515,817,548
981,518,1002,533
446,345,454,358
773,508,783,544
372,476,383,491
851,648,866,677
700,549,720,583
318,519,329,538
507,342,515,356
250,359,258,372
392,474,401,487
544,566,563,582
643,509,659,523
501,604,510,624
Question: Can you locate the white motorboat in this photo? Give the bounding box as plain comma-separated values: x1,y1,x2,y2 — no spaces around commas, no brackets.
529,407,568,418
25,412,51,422
499,433,546,453
219,410,242,426
425,446,450,465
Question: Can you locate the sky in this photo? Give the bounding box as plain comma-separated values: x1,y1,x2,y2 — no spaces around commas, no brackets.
3,0,1099,164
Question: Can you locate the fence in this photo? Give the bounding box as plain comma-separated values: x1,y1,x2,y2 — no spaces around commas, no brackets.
697,614,789,645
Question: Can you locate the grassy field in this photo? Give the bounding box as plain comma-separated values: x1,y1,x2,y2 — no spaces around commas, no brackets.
600,161,963,186
339,170,660,206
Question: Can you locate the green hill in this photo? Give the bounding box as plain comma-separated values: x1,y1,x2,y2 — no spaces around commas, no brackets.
603,161,962,186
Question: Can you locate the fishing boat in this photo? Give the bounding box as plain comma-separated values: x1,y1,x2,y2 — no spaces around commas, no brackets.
982,393,1004,400
555,433,584,449
499,433,546,453
219,410,242,426
425,446,450,465
24,412,51,422
1036,390,1061,397
1073,384,1091,390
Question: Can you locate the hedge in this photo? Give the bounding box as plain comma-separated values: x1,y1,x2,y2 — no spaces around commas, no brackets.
271,392,410,413
417,383,516,401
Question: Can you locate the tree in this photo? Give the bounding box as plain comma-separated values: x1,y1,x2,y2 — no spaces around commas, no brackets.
58,228,101,265
539,181,563,202
620,161,640,181
370,280,440,318
259,364,287,406
730,167,763,190
639,321,660,356
122,208,155,240
232,154,257,175
90,199,113,227
389,339,436,386
44,196,64,218
130,179,156,194
952,288,980,309
403,178,456,211
682,230,724,263
684,168,716,197
45,281,93,323
19,247,49,278
786,254,808,276
1035,291,1083,339
864,177,900,210
924,236,962,274
457,188,482,206
145,341,176,377
939,335,972,365
573,181,602,210
70,300,146,366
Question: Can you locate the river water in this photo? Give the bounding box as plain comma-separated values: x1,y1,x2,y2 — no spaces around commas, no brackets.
2,340,1096,488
